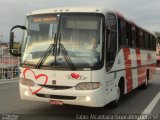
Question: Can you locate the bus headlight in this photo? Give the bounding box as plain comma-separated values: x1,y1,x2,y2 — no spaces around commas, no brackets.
20,77,35,87
75,82,101,90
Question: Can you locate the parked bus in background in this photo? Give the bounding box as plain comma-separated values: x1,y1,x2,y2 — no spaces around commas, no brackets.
9,7,157,107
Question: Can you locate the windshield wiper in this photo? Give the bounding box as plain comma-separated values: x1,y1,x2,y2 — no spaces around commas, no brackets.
57,34,76,70
36,44,56,68
36,34,57,69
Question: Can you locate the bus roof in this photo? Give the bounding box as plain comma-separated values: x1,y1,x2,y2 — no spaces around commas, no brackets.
115,11,155,36
27,6,155,36
27,6,110,15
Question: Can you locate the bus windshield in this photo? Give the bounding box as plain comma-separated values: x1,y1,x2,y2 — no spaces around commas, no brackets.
21,14,103,69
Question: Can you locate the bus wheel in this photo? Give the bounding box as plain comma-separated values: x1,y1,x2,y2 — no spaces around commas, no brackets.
110,79,124,108
110,86,120,108
141,70,149,89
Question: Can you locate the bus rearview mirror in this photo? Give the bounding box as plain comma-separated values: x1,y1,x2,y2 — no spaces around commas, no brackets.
9,25,26,57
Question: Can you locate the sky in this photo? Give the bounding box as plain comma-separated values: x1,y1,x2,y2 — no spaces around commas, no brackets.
0,0,160,42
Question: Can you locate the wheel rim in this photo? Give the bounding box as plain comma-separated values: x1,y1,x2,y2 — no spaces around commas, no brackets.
116,87,120,102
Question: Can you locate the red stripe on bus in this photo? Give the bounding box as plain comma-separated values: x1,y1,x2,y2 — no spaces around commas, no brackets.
123,48,133,92
136,49,142,86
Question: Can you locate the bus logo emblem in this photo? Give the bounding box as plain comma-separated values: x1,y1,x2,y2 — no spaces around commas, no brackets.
52,80,56,84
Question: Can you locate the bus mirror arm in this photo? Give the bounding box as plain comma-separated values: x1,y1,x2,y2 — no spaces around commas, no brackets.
9,25,27,57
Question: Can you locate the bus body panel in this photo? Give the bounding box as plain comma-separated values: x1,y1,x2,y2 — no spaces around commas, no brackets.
110,48,156,95
19,48,156,107
20,83,105,107
20,68,106,107
16,7,157,107
20,68,92,87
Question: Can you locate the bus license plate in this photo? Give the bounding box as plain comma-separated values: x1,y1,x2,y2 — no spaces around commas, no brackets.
49,100,63,105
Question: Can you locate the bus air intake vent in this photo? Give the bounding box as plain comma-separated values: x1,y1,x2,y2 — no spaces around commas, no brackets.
35,93,76,100
38,84,73,90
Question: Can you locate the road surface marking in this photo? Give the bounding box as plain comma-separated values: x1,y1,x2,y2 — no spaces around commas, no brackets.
142,92,160,114
138,92,160,120
0,80,18,84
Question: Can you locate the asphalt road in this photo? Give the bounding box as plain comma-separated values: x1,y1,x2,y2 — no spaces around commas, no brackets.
0,69,160,120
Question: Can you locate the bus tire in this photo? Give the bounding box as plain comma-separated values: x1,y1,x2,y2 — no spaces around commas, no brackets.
141,70,149,89
110,79,124,108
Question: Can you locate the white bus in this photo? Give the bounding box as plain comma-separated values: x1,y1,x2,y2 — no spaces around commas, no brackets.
9,7,157,107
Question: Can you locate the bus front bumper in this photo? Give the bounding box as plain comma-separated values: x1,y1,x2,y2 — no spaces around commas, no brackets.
19,83,105,107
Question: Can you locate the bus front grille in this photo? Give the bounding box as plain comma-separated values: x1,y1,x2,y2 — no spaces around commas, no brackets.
38,84,73,90
35,93,77,100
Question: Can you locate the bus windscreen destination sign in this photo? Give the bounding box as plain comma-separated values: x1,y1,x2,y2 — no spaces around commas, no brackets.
32,16,57,23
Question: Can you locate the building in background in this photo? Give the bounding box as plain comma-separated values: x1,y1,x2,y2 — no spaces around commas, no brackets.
0,43,19,79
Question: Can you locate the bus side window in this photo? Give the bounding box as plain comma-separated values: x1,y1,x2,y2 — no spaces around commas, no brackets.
145,33,149,49
126,23,131,47
106,13,117,69
149,35,152,50
131,25,136,47
136,28,140,48
152,36,156,50
118,18,128,47
139,30,145,49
